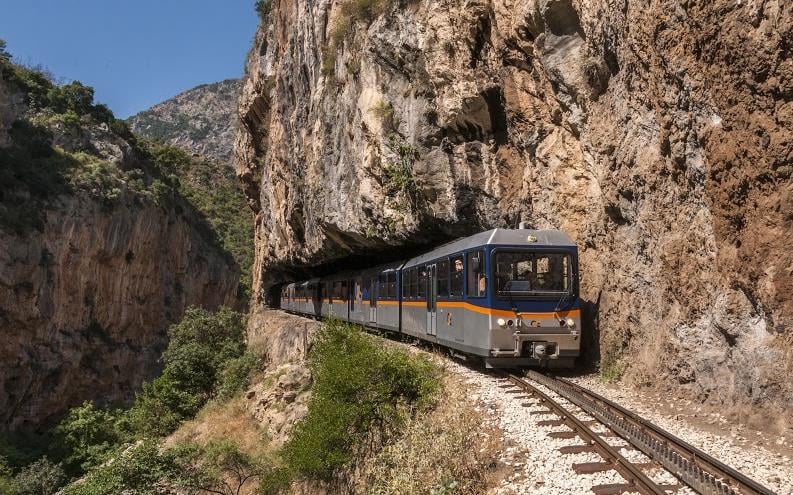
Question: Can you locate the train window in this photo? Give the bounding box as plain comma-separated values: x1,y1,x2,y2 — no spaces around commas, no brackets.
402,271,409,299
378,273,386,300
388,272,396,299
467,250,485,297
450,255,464,298
342,280,348,301
437,259,450,297
494,251,570,296
418,266,427,298
410,268,418,299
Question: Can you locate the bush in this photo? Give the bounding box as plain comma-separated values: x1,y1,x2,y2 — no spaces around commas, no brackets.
0,39,10,63
12,456,66,495
61,441,177,495
171,440,270,495
255,0,272,19
128,307,246,437
216,352,261,401
277,320,439,483
50,402,130,476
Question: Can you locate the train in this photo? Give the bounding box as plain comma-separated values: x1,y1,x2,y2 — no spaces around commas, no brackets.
279,228,581,368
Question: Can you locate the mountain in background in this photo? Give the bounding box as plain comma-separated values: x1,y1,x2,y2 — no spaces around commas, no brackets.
127,78,240,163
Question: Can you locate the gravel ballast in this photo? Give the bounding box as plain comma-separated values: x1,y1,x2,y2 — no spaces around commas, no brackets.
445,361,790,494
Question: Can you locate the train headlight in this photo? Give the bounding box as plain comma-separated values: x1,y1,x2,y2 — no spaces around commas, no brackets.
497,318,506,327
566,318,575,328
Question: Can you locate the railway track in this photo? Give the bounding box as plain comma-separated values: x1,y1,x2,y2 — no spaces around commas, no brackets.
499,371,777,495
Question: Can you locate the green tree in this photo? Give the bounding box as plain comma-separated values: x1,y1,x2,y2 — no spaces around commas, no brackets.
50,402,129,475
0,39,10,63
62,441,177,495
48,81,95,115
128,307,246,437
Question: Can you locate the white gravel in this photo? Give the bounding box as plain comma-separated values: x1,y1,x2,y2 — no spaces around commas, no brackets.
567,374,793,495
445,359,787,495
448,361,648,494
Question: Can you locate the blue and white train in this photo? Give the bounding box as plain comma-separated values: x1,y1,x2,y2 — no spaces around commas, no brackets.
280,228,581,368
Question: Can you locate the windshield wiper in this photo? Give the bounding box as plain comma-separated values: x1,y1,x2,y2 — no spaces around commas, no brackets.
554,289,570,312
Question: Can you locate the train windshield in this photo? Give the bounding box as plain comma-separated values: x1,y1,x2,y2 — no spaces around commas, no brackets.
493,251,571,297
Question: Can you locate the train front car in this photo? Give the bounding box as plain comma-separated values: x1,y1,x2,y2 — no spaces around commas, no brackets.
401,228,580,369
485,229,580,368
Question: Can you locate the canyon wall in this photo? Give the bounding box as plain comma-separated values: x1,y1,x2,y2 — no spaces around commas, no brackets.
0,195,239,430
235,0,792,415
0,66,242,430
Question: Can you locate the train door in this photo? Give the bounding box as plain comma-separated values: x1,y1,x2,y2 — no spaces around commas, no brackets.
426,264,437,336
369,277,377,323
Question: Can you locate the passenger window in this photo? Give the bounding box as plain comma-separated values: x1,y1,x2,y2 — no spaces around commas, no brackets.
378,273,386,299
410,269,418,299
467,250,485,297
402,271,409,298
450,255,464,297
350,280,356,310
437,259,449,297
388,272,396,299
418,267,426,298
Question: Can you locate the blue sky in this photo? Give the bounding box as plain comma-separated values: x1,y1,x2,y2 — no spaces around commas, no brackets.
0,0,259,118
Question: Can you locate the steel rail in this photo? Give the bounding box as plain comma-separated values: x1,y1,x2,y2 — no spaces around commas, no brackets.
526,370,776,495
503,373,668,495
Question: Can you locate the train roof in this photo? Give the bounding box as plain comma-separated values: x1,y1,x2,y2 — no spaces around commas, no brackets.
403,228,575,268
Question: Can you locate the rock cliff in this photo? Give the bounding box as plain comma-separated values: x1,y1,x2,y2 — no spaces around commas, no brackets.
128,79,241,163
0,61,241,430
235,0,792,415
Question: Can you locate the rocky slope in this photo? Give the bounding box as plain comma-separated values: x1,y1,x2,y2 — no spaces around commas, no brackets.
235,0,792,417
128,79,240,163
0,61,241,430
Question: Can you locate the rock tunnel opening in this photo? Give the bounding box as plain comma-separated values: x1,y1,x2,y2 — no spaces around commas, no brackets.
261,223,490,307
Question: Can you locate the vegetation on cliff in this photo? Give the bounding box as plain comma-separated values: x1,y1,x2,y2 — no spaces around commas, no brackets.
265,320,440,489
0,306,251,495
0,41,253,297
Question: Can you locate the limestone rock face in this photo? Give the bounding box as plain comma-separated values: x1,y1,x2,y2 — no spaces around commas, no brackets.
128,79,241,163
236,1,792,413
0,76,241,430
0,196,239,430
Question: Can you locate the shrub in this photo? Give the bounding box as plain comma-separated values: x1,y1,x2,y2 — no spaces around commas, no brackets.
370,100,395,130
48,81,95,116
61,441,178,495
171,440,270,495
255,0,272,19
382,133,420,212
0,456,16,494
128,307,246,437
216,352,261,401
277,320,439,483
50,402,130,475
357,375,502,494
0,39,10,63
12,456,66,495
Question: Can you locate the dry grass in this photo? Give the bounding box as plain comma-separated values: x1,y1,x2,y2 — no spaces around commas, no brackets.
353,373,503,494
166,396,271,459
